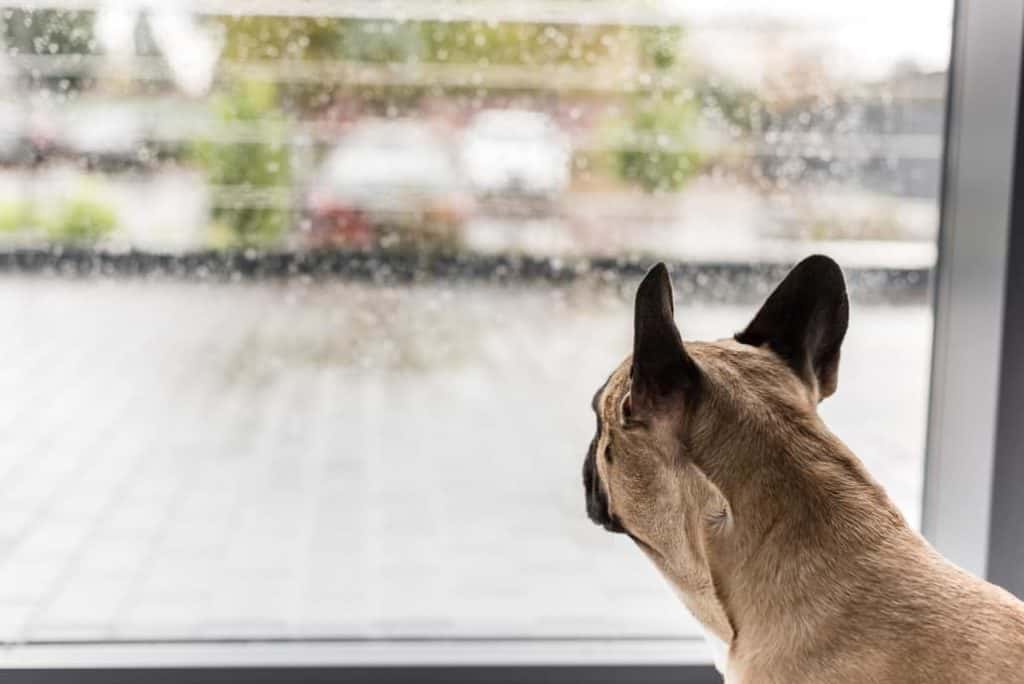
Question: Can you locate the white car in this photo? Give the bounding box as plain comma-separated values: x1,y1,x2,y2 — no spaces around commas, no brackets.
306,120,472,248
460,109,571,203
62,103,145,168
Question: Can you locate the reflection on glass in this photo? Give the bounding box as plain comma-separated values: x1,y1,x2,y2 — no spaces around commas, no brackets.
0,1,949,643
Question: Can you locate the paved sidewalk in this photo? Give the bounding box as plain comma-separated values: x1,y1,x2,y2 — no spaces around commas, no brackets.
0,278,930,643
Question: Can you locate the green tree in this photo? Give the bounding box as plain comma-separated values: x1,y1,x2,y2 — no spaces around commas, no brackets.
612,102,702,193
192,80,291,247
610,26,704,192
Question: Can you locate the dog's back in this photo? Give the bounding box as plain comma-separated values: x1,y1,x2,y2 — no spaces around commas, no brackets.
726,506,1024,683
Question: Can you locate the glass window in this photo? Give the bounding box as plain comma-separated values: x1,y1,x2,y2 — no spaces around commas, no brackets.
0,1,951,646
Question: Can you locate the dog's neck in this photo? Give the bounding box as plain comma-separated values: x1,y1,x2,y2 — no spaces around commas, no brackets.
698,421,925,661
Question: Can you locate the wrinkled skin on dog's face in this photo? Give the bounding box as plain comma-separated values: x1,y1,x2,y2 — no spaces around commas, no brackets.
583,256,849,642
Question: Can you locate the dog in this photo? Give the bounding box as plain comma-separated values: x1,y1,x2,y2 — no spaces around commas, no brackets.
583,256,1024,683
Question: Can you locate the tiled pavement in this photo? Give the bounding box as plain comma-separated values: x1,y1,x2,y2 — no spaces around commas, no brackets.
0,278,931,643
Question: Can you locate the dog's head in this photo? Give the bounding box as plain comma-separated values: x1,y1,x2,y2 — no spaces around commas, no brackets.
583,255,848,632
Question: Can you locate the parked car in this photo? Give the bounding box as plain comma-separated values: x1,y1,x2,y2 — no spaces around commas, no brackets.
61,103,146,170
460,109,571,213
305,120,472,249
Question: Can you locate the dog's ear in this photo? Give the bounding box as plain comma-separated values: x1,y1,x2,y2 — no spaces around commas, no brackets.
631,263,698,414
735,255,849,401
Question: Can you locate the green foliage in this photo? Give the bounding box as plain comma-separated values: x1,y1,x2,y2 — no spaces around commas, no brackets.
610,26,695,192
0,189,117,243
0,200,36,233
46,194,117,243
217,16,347,61
214,15,632,68
419,22,623,66
637,26,684,71
609,102,703,193
192,80,291,247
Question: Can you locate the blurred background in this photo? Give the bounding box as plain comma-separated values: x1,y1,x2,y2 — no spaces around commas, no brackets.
0,0,950,648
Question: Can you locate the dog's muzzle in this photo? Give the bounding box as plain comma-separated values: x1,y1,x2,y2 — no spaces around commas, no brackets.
583,444,626,534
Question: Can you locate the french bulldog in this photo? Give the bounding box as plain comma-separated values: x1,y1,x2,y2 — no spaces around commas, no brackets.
583,256,1024,682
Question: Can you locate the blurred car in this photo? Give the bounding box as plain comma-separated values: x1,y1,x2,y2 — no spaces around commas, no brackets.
61,103,145,170
460,109,571,212
305,120,472,249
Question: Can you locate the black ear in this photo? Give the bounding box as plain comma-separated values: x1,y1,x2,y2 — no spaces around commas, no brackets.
632,263,698,409
735,255,849,400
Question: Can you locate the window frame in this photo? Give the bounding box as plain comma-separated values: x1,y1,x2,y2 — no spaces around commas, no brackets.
922,0,1024,581
0,664,723,684
988,32,1024,599
0,641,721,682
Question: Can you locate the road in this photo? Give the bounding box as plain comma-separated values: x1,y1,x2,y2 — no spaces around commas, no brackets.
0,277,930,643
